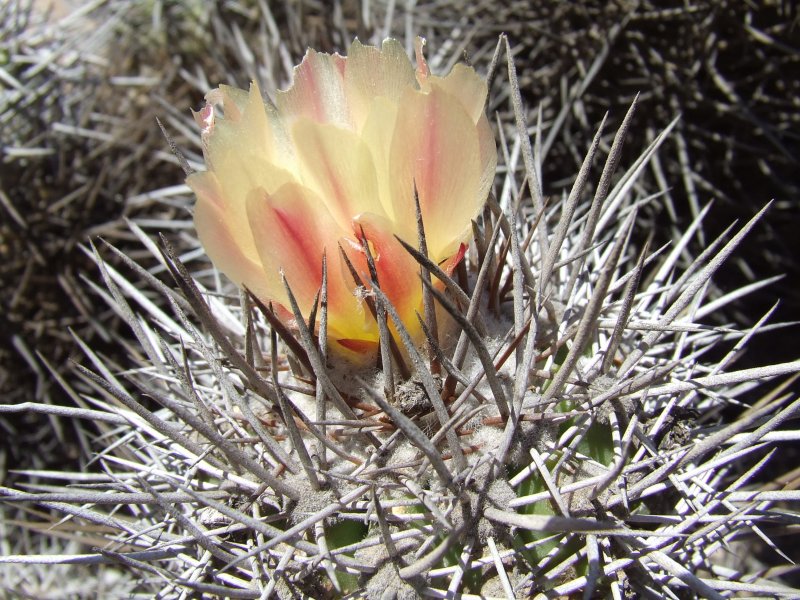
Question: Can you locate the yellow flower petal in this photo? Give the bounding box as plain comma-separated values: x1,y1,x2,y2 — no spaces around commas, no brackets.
388,84,490,259
343,38,417,131
351,212,425,334
189,37,497,363
275,49,349,127
245,182,371,342
414,37,430,88
429,63,489,124
356,96,410,232
205,83,293,181
195,84,296,272
190,171,275,303
291,117,384,231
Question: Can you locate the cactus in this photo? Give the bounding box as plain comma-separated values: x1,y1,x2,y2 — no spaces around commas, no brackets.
2,1,799,598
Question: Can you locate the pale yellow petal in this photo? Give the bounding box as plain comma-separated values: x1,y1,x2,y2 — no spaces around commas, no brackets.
476,112,498,212
246,183,371,342
275,49,349,127
205,83,292,176
343,38,416,130
414,36,430,88
359,96,406,228
291,117,384,231
213,84,248,116
429,63,489,124
190,171,275,303
388,85,487,259
202,146,294,262
197,85,297,267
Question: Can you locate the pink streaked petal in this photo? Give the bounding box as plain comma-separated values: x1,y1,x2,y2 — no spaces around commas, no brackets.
246,183,371,342
439,242,468,276
350,212,424,334
343,38,417,131
201,86,245,121
291,117,384,231
245,184,331,312
198,145,294,264
192,103,215,139
190,172,275,303
276,49,350,127
388,85,486,259
336,338,379,355
414,37,430,88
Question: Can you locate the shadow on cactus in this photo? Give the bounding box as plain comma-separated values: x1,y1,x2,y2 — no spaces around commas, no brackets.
2,34,799,599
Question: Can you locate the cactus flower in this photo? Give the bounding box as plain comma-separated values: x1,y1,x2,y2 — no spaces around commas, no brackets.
188,38,496,359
